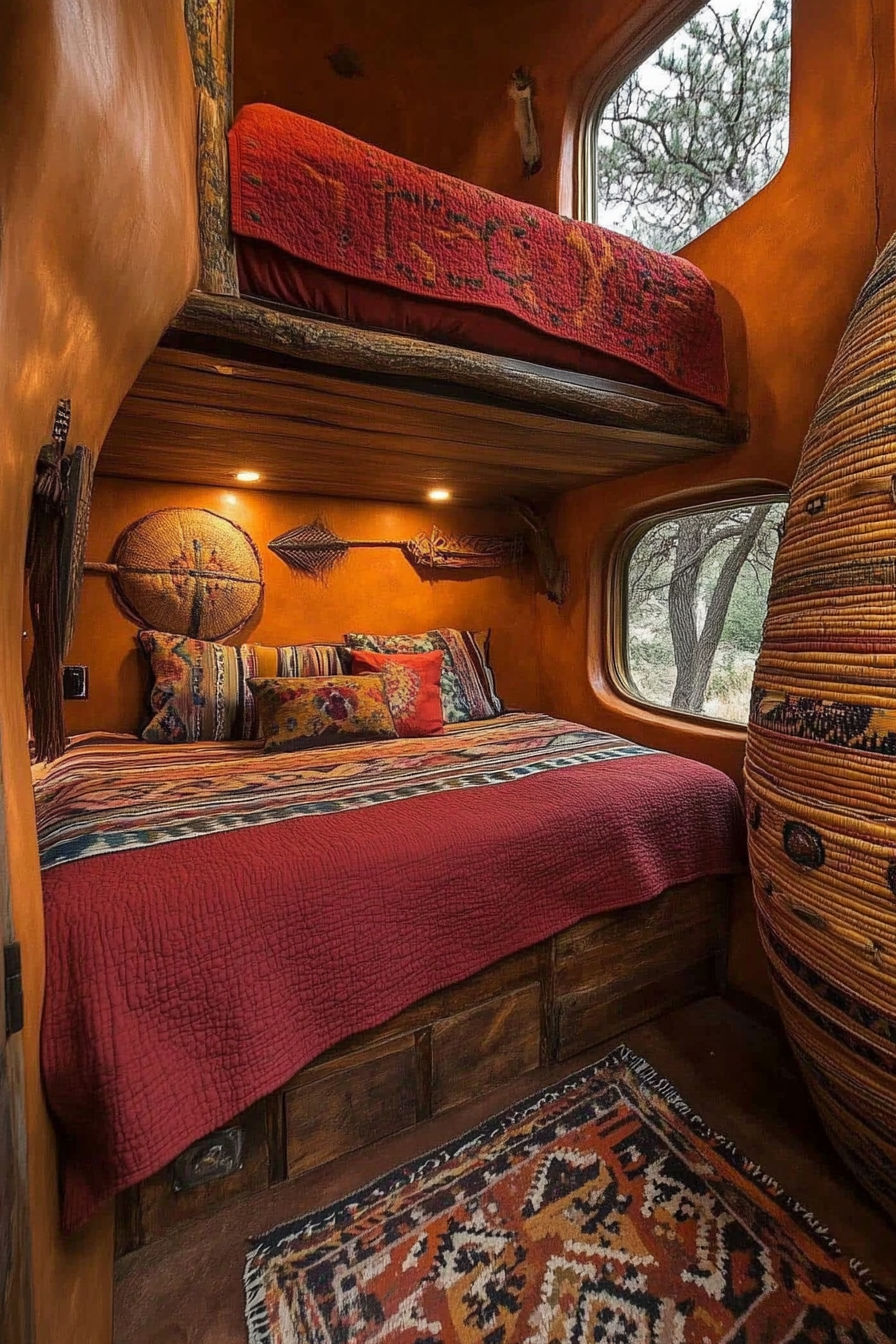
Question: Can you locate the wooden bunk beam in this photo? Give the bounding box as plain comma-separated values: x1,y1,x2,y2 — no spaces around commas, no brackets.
184,0,238,295
172,290,750,449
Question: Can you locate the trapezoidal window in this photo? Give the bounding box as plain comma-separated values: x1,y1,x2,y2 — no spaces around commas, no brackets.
585,0,791,251
617,494,788,725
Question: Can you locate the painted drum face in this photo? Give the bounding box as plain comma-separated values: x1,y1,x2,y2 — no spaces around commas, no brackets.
113,507,263,640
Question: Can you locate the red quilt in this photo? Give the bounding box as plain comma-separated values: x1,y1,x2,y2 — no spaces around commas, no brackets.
229,104,729,408
35,714,744,1231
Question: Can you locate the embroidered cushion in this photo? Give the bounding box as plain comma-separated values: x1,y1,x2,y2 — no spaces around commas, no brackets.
343,628,501,723
350,649,445,737
248,675,398,752
139,630,348,743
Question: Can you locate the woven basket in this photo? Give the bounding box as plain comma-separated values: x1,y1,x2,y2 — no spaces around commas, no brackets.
112,507,263,640
745,237,896,1220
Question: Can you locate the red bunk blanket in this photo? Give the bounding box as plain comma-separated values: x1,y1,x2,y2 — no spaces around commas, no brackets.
35,713,745,1231
229,104,729,408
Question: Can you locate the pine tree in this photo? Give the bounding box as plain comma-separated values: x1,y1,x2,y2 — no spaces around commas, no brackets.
598,0,790,252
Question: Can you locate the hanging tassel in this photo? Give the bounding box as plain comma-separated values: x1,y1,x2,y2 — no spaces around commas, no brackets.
25,400,71,762
58,444,97,657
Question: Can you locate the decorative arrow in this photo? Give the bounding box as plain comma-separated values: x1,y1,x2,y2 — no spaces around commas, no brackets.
268,519,523,580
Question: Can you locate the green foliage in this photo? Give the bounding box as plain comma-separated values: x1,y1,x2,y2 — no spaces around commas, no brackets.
597,0,790,252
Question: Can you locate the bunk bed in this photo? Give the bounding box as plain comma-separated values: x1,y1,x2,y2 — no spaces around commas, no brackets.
169,0,750,511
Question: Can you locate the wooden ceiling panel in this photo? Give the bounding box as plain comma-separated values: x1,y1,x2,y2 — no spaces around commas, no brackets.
99,345,736,507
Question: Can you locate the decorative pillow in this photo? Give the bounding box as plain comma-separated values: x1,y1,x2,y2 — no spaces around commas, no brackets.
247,675,398,753
343,628,502,723
350,649,445,737
138,631,348,743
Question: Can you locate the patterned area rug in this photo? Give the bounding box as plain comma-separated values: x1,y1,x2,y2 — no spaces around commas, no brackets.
244,1048,895,1343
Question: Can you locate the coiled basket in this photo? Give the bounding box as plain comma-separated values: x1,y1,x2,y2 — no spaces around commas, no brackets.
745,237,896,1220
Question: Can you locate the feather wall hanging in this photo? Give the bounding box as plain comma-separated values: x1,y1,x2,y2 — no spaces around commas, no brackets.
268,520,523,582
509,67,542,178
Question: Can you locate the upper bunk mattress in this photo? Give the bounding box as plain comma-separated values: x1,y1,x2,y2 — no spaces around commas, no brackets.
36,712,745,1231
229,104,730,408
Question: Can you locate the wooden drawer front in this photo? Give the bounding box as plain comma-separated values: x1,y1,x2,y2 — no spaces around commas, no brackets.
557,957,719,1061
431,983,541,1114
554,880,728,998
292,948,541,1080
120,1097,271,1254
285,1036,417,1179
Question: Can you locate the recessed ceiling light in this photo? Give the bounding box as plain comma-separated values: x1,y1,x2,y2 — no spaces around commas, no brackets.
235,470,261,483
428,488,450,502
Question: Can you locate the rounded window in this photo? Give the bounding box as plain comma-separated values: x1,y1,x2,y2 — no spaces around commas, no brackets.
583,0,791,251
614,493,788,725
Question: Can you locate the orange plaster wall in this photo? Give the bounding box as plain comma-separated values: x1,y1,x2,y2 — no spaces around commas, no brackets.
233,0,691,210
65,478,541,737
536,0,892,773
532,0,896,1002
0,2,198,1339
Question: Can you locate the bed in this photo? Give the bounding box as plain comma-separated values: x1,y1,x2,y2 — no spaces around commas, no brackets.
34,711,745,1242
228,103,730,411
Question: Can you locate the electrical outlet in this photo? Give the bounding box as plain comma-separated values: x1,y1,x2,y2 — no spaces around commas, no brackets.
62,665,89,700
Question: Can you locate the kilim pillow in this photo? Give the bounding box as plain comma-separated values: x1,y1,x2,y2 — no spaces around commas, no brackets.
343,628,502,723
350,649,445,737
247,675,398,753
138,630,348,744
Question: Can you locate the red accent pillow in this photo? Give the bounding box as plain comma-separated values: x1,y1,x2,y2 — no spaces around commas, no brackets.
350,650,445,737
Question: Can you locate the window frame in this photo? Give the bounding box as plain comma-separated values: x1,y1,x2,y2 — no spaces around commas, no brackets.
605,486,789,730
575,0,704,224
576,0,792,235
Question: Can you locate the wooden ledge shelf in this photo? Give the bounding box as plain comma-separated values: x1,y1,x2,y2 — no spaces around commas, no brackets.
172,289,748,444
104,294,753,508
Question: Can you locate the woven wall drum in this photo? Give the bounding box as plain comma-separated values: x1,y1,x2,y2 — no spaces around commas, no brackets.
111,508,263,639
745,237,896,1219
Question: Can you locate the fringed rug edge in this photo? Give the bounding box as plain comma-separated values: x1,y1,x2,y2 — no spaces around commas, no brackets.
243,1043,896,1344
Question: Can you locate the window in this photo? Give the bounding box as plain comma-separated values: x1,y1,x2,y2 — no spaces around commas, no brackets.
617,495,788,725
586,0,791,251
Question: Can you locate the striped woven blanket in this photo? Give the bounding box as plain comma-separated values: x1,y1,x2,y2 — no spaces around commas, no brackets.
34,712,653,871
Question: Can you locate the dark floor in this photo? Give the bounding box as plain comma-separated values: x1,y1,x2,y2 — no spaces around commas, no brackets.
113,995,896,1344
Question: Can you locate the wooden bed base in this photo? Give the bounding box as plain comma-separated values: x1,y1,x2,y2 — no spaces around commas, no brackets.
114,874,733,1256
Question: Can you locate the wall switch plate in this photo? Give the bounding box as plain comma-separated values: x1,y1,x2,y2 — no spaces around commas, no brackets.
62,665,89,700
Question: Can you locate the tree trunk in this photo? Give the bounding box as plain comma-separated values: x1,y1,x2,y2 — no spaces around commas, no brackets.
670,505,771,713
669,515,704,710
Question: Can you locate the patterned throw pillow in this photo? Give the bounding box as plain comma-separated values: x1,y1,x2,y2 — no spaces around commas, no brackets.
247,675,398,753
350,649,445,737
343,628,502,723
138,630,348,743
